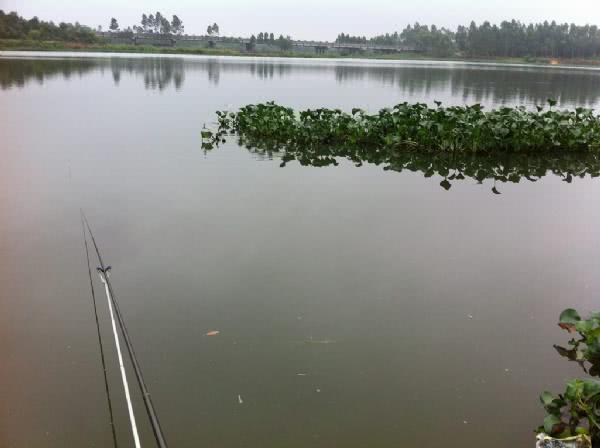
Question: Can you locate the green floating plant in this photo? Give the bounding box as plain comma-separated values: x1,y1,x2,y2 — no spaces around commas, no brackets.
538,309,600,444
211,100,600,153
555,309,600,376
538,378,600,442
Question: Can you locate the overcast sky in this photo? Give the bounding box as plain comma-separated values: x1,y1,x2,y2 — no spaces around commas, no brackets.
2,0,599,40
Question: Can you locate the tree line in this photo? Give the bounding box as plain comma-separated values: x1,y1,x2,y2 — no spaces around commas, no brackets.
0,10,97,42
107,12,186,36
247,33,293,50
4,9,600,60
339,20,600,58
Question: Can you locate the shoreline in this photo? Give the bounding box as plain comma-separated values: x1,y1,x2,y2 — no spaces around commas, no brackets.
2,39,600,67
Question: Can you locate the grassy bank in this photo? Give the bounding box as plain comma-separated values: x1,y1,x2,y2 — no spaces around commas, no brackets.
2,39,600,66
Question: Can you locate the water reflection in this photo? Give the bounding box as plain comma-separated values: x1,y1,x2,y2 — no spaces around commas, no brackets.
233,142,600,193
0,57,97,89
108,57,185,90
333,64,600,107
2,56,600,108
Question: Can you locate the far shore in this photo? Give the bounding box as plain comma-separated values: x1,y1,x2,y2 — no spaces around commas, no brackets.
2,39,600,68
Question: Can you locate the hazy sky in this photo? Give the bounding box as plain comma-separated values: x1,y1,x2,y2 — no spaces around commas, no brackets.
2,0,599,40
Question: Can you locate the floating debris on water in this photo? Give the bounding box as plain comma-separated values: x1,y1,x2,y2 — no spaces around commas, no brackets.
206,330,220,336
238,394,243,404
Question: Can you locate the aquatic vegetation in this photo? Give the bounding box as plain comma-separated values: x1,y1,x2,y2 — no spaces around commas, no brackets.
538,378,600,443
555,309,600,376
203,103,600,192
209,101,600,153
537,309,600,444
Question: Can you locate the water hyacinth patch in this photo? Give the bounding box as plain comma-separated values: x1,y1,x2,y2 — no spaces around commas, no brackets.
211,100,600,153
538,379,600,443
537,309,600,445
204,103,600,192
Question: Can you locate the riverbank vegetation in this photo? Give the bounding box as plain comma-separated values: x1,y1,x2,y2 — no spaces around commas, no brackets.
4,9,600,64
342,21,600,58
0,10,97,43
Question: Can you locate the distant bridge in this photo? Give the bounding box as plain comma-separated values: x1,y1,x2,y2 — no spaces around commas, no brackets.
98,32,419,54
293,40,419,53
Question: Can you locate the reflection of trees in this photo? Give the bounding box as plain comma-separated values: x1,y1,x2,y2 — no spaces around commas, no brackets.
237,141,600,192
0,57,187,90
0,57,296,89
3,56,600,106
0,58,98,89
334,64,600,107
107,58,185,91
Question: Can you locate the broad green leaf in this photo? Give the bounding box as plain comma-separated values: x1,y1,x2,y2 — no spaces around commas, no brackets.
543,414,563,434
559,309,581,325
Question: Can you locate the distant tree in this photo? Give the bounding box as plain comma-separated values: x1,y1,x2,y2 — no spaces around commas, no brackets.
269,32,274,42
154,12,162,33
207,24,212,36
141,14,148,32
171,15,183,35
258,32,264,41
109,17,119,32
159,16,170,34
277,34,293,51
211,23,219,36
147,14,155,33
97,25,102,32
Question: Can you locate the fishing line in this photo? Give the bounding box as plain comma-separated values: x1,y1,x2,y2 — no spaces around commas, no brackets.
82,217,119,448
82,211,169,448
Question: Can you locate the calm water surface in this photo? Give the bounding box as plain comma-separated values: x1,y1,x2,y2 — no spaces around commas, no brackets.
1,52,600,448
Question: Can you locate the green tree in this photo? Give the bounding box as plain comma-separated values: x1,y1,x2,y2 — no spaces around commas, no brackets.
277,34,293,51
109,17,119,31
141,14,148,32
147,14,155,33
159,16,170,34
171,15,183,35
154,12,162,33
211,23,219,36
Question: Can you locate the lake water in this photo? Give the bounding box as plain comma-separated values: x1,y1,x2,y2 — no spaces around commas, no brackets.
1,52,600,448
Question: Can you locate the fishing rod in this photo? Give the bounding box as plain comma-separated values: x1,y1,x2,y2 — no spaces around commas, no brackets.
82,212,169,448
98,267,141,448
81,218,119,448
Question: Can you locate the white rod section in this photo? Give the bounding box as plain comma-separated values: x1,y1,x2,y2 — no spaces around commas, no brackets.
99,271,141,448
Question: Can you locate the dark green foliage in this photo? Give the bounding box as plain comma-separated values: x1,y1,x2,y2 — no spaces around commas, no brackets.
203,103,600,192
0,10,97,43
339,20,600,59
336,33,368,44
538,379,599,442
276,35,293,51
170,15,183,36
537,309,600,443
213,101,600,154
555,309,600,376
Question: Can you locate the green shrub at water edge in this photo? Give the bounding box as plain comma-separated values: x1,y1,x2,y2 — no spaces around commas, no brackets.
209,100,600,153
